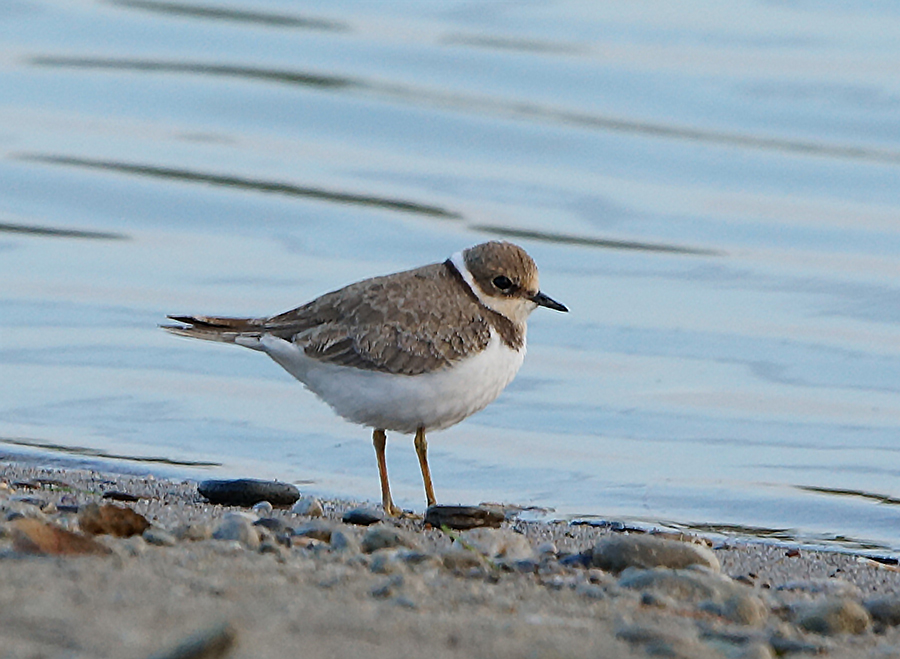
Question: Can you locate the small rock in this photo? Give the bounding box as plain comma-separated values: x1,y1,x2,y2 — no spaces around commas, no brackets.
173,523,213,542
78,503,150,538
616,622,710,659
778,578,862,599
251,501,273,516
259,539,287,558
866,596,900,626
291,496,324,517
342,507,383,526
370,574,404,599
253,517,291,535
11,518,111,556
294,520,334,542
102,490,140,502
143,526,178,547
574,582,607,599
424,505,504,530
198,479,300,507
370,550,404,574
329,528,360,554
440,544,488,571
591,534,720,573
794,597,871,635
118,535,148,556
360,525,419,553
212,513,260,550
458,528,533,561
145,621,236,659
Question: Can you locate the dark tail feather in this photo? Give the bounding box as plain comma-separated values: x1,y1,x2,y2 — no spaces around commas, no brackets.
161,314,264,344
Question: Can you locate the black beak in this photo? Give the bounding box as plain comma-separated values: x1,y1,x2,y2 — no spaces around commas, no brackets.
532,291,568,312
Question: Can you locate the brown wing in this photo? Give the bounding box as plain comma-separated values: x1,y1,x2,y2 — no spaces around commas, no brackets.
264,262,493,375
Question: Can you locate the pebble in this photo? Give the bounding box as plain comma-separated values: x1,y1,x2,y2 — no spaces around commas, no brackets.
198,479,300,507
424,505,504,530
291,496,324,517
342,507,383,526
173,522,213,542
101,490,140,502
778,578,862,598
10,518,111,556
294,520,334,542
458,528,534,561
865,596,900,626
212,513,260,550
615,621,713,659
794,597,871,635
143,526,178,547
329,528,360,554
591,534,720,573
360,525,419,553
145,621,236,659
78,503,150,538
620,567,768,626
251,501,273,516
254,517,291,535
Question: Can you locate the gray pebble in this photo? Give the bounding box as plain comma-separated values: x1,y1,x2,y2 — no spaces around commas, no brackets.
212,513,260,550
370,574,404,599
360,525,419,553
143,526,178,547
458,528,533,561
145,621,236,659
291,496,324,518
253,517,291,535
342,507,383,526
865,596,900,626
294,520,334,542
778,578,862,599
329,528,360,554
592,534,720,573
794,597,871,635
615,622,712,659
251,501,273,516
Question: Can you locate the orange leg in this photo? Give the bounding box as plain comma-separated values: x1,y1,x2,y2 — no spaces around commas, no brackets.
373,429,401,516
414,427,437,507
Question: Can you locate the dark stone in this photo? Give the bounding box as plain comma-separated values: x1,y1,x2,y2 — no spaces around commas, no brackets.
56,504,81,514
198,479,300,507
424,505,504,530
342,507,383,526
102,490,141,502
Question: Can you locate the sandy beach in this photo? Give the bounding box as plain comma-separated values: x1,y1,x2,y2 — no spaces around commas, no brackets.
2,460,900,659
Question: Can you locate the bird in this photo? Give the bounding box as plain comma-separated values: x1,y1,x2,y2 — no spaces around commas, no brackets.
162,241,567,516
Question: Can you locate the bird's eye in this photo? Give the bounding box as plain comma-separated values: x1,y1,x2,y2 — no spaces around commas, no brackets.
492,275,513,291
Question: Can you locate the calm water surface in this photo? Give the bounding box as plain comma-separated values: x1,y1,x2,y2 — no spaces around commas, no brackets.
2,1,900,553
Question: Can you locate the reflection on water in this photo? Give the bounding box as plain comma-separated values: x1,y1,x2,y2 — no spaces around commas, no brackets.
2,0,900,555
0,437,220,468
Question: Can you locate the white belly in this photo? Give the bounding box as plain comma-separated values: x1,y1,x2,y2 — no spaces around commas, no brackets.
255,331,526,434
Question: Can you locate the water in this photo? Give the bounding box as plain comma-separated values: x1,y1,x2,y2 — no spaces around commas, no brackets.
2,0,900,554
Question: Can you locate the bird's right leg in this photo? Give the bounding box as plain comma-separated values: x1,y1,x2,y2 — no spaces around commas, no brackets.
373,428,401,516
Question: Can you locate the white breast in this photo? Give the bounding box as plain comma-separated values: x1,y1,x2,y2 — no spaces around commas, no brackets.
256,330,526,434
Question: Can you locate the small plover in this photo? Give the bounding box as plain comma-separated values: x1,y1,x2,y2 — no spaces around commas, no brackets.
163,241,567,515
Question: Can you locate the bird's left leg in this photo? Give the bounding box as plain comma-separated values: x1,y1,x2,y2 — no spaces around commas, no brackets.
414,426,437,507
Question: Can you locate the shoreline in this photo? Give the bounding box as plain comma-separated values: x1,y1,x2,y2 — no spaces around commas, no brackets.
3,459,900,658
